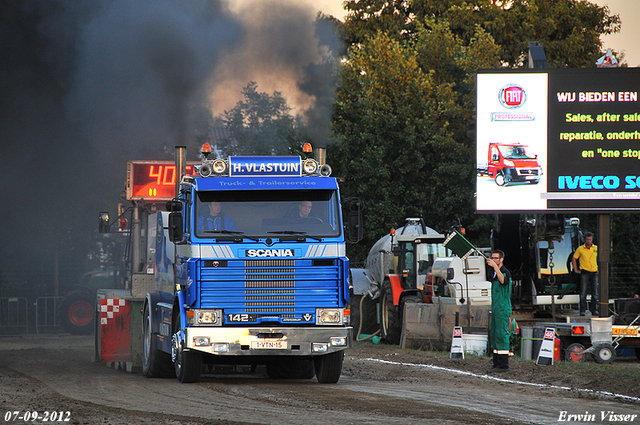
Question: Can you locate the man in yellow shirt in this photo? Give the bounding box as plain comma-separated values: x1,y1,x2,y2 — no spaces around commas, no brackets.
572,232,598,316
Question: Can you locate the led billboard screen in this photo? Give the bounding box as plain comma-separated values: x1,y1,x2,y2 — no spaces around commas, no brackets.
477,68,640,213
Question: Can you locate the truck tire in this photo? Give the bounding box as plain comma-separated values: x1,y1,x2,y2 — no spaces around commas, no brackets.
495,172,506,187
266,358,315,379
314,351,344,383
173,313,203,383
593,343,616,364
380,282,402,345
142,304,174,378
565,343,586,362
59,292,95,335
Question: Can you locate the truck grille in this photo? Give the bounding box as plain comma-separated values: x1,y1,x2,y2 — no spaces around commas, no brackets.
198,258,341,324
518,168,539,176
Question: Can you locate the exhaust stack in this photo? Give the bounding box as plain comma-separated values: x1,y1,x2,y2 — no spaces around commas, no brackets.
175,145,187,198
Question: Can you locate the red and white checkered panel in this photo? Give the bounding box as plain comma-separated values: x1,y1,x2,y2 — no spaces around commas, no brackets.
100,298,127,325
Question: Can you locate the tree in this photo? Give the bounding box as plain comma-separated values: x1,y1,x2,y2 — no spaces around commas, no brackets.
332,22,500,261
218,82,304,157
332,0,621,263
343,0,621,68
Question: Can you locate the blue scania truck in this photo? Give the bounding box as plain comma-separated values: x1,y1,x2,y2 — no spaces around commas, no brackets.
135,145,355,383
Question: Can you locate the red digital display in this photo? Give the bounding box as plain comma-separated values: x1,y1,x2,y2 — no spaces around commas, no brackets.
126,161,198,201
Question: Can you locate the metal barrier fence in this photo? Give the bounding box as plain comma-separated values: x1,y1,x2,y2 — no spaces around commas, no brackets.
0,297,29,334
35,296,63,334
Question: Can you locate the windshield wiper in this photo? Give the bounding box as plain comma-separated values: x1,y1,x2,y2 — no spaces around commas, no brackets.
203,230,258,242
203,230,244,234
267,231,321,241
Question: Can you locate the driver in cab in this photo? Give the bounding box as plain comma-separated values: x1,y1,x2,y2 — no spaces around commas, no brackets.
198,201,238,232
296,201,313,219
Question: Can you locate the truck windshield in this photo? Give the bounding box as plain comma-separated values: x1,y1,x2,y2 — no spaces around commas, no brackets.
499,145,536,159
194,189,341,239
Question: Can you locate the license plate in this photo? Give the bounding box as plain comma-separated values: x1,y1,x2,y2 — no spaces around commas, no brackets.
251,339,288,349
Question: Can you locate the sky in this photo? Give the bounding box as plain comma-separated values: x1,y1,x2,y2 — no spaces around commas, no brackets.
317,0,640,67
595,0,640,67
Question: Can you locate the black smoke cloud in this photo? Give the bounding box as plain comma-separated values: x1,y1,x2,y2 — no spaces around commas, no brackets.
67,0,241,152
208,2,343,148
0,0,341,296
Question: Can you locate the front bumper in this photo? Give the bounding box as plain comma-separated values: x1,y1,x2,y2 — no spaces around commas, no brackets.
506,167,541,182
184,326,352,356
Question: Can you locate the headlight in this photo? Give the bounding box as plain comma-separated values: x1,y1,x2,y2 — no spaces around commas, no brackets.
330,336,347,347
316,308,344,325
503,159,514,167
212,343,230,353
193,336,211,346
303,159,318,175
188,309,223,326
212,159,227,174
312,342,329,353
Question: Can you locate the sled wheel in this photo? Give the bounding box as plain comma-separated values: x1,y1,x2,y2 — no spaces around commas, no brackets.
565,343,586,362
593,343,616,364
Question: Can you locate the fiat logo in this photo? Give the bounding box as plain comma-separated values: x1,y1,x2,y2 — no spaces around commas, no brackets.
499,84,526,109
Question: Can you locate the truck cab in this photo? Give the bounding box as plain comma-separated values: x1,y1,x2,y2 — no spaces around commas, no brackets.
487,142,542,186
145,151,354,383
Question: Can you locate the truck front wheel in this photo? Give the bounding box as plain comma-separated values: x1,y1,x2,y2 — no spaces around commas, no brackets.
142,304,173,378
314,351,344,383
495,172,506,186
172,314,203,383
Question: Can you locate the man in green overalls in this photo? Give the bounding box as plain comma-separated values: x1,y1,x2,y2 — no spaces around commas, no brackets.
486,250,512,373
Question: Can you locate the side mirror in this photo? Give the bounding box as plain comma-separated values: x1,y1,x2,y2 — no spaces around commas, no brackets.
447,267,454,281
166,200,183,212
168,212,184,242
98,212,110,234
346,199,363,244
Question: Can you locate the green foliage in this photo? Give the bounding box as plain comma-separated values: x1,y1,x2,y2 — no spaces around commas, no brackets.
332,22,500,261
343,0,621,67
333,0,620,263
218,82,304,156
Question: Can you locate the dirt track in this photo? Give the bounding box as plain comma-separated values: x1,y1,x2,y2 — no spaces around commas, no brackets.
2,335,640,424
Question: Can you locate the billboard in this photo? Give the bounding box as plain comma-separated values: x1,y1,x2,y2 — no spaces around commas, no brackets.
476,68,640,213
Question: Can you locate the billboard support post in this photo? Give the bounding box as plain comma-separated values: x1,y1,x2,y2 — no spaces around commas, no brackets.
598,214,610,318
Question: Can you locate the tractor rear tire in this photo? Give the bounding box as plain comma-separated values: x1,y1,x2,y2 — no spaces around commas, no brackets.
380,282,402,345
59,292,95,335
